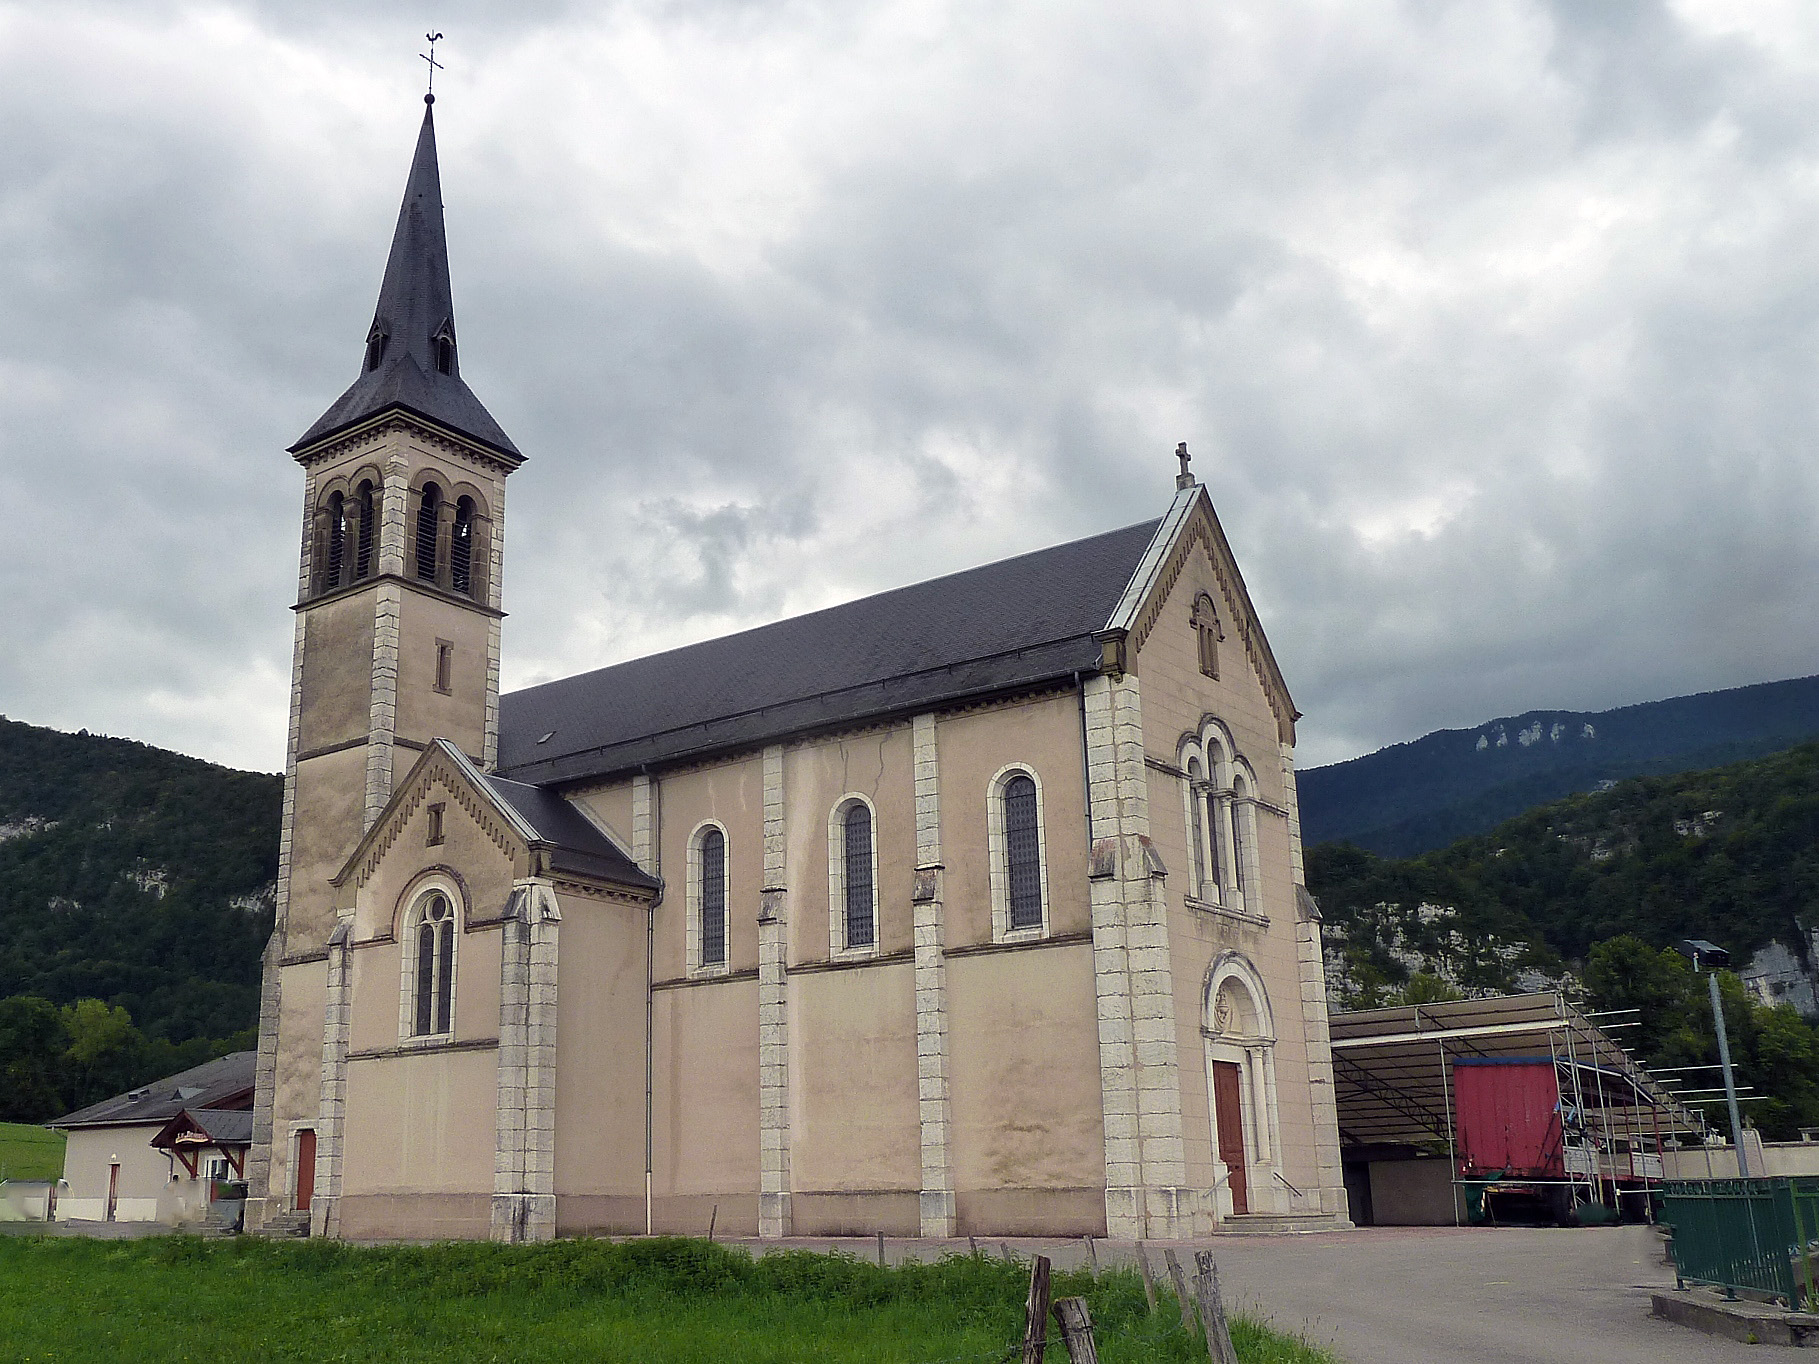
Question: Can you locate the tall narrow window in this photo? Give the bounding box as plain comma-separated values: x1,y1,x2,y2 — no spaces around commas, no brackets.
354,480,376,580
324,492,346,588
1230,778,1249,904
1004,774,1042,930
1204,789,1224,900
700,828,726,967
451,496,474,595
416,482,440,582
413,893,454,1036
434,641,453,694
843,803,874,948
1188,762,1208,897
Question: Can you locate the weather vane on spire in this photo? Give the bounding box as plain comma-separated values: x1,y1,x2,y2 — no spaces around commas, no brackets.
421,32,445,101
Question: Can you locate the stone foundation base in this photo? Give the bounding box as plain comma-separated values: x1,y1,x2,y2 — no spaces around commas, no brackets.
491,1193,556,1243
919,1189,957,1238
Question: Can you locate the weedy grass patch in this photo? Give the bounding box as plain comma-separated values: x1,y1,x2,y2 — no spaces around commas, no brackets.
0,1234,1336,1363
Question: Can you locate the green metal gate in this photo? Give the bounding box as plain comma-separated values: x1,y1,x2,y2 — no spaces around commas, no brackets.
1661,1178,1819,1306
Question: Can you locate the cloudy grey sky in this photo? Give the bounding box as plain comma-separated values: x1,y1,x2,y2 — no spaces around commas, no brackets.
3,0,1817,775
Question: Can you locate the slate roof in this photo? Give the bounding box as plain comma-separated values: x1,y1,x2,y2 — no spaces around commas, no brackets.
291,99,519,459
497,517,1164,787
480,770,661,889
52,1052,256,1131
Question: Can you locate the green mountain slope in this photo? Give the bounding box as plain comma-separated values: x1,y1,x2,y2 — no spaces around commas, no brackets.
0,716,279,1046
1299,674,1819,856
1307,739,1819,987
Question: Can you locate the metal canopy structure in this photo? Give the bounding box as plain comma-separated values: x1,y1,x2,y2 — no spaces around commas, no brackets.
1330,991,1707,1153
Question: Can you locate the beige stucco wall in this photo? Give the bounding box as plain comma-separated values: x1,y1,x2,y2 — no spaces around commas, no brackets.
351,768,520,948
394,594,492,756
57,1126,170,1223
784,725,916,961
1133,529,1321,1206
297,594,374,755
789,960,919,1232
947,942,1106,1234
267,956,327,1213
642,754,766,979
651,976,761,1234
938,694,1089,951
340,1045,498,1209
554,891,650,1220
287,745,368,950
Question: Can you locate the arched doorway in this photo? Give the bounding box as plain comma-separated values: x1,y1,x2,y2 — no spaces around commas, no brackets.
1203,954,1282,1217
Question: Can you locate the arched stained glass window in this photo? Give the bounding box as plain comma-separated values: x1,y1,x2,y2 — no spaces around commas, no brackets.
700,827,726,967
843,803,874,948
1004,774,1042,930
414,892,454,1037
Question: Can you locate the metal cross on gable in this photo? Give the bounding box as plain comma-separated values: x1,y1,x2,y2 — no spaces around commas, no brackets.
421,32,445,96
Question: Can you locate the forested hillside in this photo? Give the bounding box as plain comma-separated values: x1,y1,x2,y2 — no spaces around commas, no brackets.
1308,741,1819,1136
0,717,279,1121
1299,674,1819,856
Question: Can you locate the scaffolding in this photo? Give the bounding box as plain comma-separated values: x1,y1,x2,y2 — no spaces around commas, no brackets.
1330,991,1709,1223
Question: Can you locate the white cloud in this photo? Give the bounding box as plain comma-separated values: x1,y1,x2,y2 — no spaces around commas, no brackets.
2,0,1816,774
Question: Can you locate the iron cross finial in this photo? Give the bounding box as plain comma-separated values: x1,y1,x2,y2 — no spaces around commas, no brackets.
421,32,445,99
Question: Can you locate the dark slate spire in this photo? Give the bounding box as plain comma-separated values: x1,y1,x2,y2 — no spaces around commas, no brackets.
291,97,519,458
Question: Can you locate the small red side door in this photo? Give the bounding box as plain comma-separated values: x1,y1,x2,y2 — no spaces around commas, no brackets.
1212,1061,1249,1214
296,1130,317,1212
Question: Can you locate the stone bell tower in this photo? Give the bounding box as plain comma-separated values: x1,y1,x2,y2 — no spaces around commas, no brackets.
244,94,524,1228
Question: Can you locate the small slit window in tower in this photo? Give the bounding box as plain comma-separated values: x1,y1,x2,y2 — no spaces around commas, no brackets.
354,481,376,580
451,497,474,595
1004,774,1042,929
1193,595,1223,680
416,483,440,581
434,642,453,694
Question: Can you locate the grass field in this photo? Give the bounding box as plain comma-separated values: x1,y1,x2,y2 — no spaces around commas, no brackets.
0,1235,1335,1363
0,1123,64,1182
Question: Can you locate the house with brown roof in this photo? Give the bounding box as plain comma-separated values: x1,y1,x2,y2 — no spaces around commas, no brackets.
243,94,1350,1243
52,1051,253,1225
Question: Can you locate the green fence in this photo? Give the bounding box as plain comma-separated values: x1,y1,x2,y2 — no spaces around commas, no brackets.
1660,1178,1819,1306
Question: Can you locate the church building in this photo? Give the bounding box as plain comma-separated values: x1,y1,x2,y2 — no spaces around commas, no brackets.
243,95,1350,1242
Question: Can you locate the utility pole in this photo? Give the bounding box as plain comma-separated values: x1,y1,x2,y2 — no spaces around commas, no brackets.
1681,939,1751,1179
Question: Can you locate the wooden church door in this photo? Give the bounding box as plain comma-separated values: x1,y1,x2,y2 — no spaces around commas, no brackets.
1212,1061,1248,1214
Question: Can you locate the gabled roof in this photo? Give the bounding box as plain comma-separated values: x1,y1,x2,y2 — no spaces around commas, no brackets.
150,1107,255,1151
334,739,658,892
290,98,519,460
497,517,1166,786
51,1052,256,1131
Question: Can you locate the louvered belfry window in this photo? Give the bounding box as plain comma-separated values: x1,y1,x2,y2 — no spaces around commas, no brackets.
844,803,874,947
354,481,376,580
324,492,346,588
1005,774,1042,929
700,828,726,966
451,496,475,596
416,483,440,581
414,893,453,1036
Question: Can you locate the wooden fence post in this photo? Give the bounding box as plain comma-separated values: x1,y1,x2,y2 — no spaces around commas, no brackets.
707,1205,717,1241
1021,1254,1053,1364
1052,1296,1101,1364
1083,1234,1099,1274
1192,1250,1238,1364
877,1232,886,1267
1163,1248,1195,1331
1135,1241,1158,1315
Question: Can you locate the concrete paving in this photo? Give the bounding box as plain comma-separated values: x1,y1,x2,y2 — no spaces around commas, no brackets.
736,1225,1761,1362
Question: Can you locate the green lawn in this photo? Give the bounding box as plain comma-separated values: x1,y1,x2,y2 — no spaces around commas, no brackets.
0,1235,1335,1363
0,1123,64,1182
